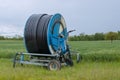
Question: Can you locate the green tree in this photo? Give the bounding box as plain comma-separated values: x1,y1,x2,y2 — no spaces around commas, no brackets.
118,31,120,40
94,33,104,40
105,32,118,43
0,36,5,40
88,35,95,41
79,33,85,41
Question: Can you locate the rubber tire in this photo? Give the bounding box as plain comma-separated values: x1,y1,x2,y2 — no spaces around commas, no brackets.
65,59,74,66
48,60,61,70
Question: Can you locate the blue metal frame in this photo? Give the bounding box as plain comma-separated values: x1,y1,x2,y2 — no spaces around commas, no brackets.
13,52,63,67
20,54,24,62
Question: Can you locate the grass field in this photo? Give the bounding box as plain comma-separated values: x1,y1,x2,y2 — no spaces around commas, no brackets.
69,40,120,61
0,59,120,80
0,40,25,58
0,40,120,80
0,40,120,61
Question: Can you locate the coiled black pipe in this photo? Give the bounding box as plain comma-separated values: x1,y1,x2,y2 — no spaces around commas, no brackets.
24,14,52,53
24,13,67,54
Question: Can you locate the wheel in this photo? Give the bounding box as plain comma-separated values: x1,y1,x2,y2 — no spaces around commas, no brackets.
65,59,74,66
48,60,61,70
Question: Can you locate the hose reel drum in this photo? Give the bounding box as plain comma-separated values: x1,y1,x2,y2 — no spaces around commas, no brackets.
24,13,67,55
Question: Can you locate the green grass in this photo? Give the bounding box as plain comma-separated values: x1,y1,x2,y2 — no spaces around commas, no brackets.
69,40,120,53
69,40,120,61
0,40,25,58
0,40,120,80
0,40,120,62
0,59,120,80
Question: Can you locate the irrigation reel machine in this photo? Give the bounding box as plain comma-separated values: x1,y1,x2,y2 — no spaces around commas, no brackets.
13,13,80,70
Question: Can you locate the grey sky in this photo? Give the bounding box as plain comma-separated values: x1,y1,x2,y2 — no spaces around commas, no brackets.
0,0,120,36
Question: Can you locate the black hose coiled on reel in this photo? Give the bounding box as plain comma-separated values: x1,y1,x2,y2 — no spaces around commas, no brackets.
24,14,52,54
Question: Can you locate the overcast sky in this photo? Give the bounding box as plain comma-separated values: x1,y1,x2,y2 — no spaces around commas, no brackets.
0,0,120,36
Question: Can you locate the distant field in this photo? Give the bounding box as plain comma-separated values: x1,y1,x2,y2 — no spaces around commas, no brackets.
0,40,25,58
0,40,120,80
0,40,120,61
69,40,120,61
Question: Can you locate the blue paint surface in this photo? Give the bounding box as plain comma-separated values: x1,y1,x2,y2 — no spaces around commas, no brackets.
47,13,67,54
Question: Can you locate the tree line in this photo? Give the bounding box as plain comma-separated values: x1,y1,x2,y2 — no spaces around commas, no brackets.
0,35,23,40
69,31,120,42
0,31,120,41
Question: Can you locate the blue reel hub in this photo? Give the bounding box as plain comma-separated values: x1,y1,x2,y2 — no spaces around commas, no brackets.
47,14,67,54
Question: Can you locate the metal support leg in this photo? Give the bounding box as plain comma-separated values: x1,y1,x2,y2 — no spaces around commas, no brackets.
13,53,19,68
